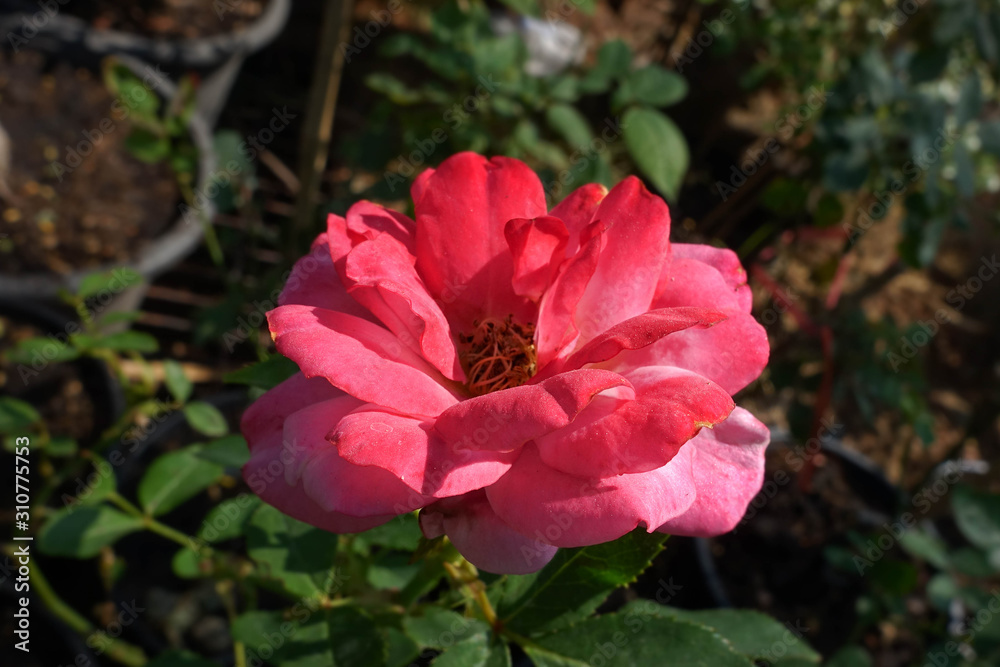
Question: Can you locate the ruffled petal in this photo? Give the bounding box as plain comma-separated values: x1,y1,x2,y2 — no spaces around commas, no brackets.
419,491,558,574
534,221,604,368
573,177,672,340
548,183,607,256
281,398,432,517
331,407,517,498
486,444,697,548
534,366,734,478
241,374,395,533
671,243,751,312
433,369,631,453
543,307,728,378
342,233,463,381
278,233,374,322
656,407,769,536
616,257,768,394
267,305,458,417
505,216,569,302
414,152,548,326
345,201,416,255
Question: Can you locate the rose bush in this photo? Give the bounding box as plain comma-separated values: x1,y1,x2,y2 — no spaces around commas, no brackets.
242,152,770,574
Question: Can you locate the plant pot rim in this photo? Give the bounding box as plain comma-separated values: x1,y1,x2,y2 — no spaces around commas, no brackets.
0,0,291,68
0,53,218,298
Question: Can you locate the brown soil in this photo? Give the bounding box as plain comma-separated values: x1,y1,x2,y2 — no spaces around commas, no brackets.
0,50,178,275
67,0,269,40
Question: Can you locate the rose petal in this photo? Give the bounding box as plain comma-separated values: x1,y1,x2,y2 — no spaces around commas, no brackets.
573,177,672,340
420,491,558,574
505,216,569,302
342,233,463,381
414,152,547,325
486,444,697,548
433,369,632,453
331,408,517,498
267,305,458,417
656,407,769,536
534,366,734,478
671,243,751,312
278,233,375,322
345,200,416,255
549,183,607,255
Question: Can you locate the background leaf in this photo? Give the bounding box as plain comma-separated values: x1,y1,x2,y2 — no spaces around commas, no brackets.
623,106,689,200
39,506,144,558
138,447,225,516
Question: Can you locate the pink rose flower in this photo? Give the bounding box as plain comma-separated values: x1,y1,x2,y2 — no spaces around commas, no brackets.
241,152,770,574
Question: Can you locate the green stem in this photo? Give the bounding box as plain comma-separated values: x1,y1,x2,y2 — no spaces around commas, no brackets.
3,548,147,667
107,492,207,554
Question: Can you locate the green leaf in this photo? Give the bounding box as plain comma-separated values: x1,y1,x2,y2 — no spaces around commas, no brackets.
614,66,688,109
546,104,595,151
232,607,385,667
624,604,821,664
623,106,689,200
163,360,193,403
197,494,260,542
952,485,1000,550
76,268,142,299
6,337,80,364
74,455,116,506
366,72,424,105
578,40,632,94
75,331,158,354
138,447,225,516
146,650,219,667
183,401,229,437
434,635,511,667
355,513,423,551
384,627,421,667
38,506,144,558
46,436,78,457
171,546,208,579
525,611,753,667
245,504,342,599
898,529,950,569
404,608,491,650
497,529,667,634
0,397,41,432
826,646,873,667
195,434,249,467
125,129,171,163
224,355,299,390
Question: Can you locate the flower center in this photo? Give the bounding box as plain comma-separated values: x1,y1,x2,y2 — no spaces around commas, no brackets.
459,316,537,396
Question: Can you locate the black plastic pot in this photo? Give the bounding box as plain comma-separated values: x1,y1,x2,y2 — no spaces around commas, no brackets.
0,52,217,311
0,0,290,127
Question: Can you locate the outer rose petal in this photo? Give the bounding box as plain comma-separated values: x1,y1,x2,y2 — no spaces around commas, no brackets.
420,491,558,574
656,407,769,536
505,216,569,301
267,305,458,417
433,369,632,453
617,257,769,394
534,366,734,478
573,177,672,340
278,233,375,322
671,243,751,312
331,408,517,498
342,233,463,380
414,152,547,325
549,183,607,256
241,373,395,533
486,444,697,548
345,201,416,255
282,398,432,517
